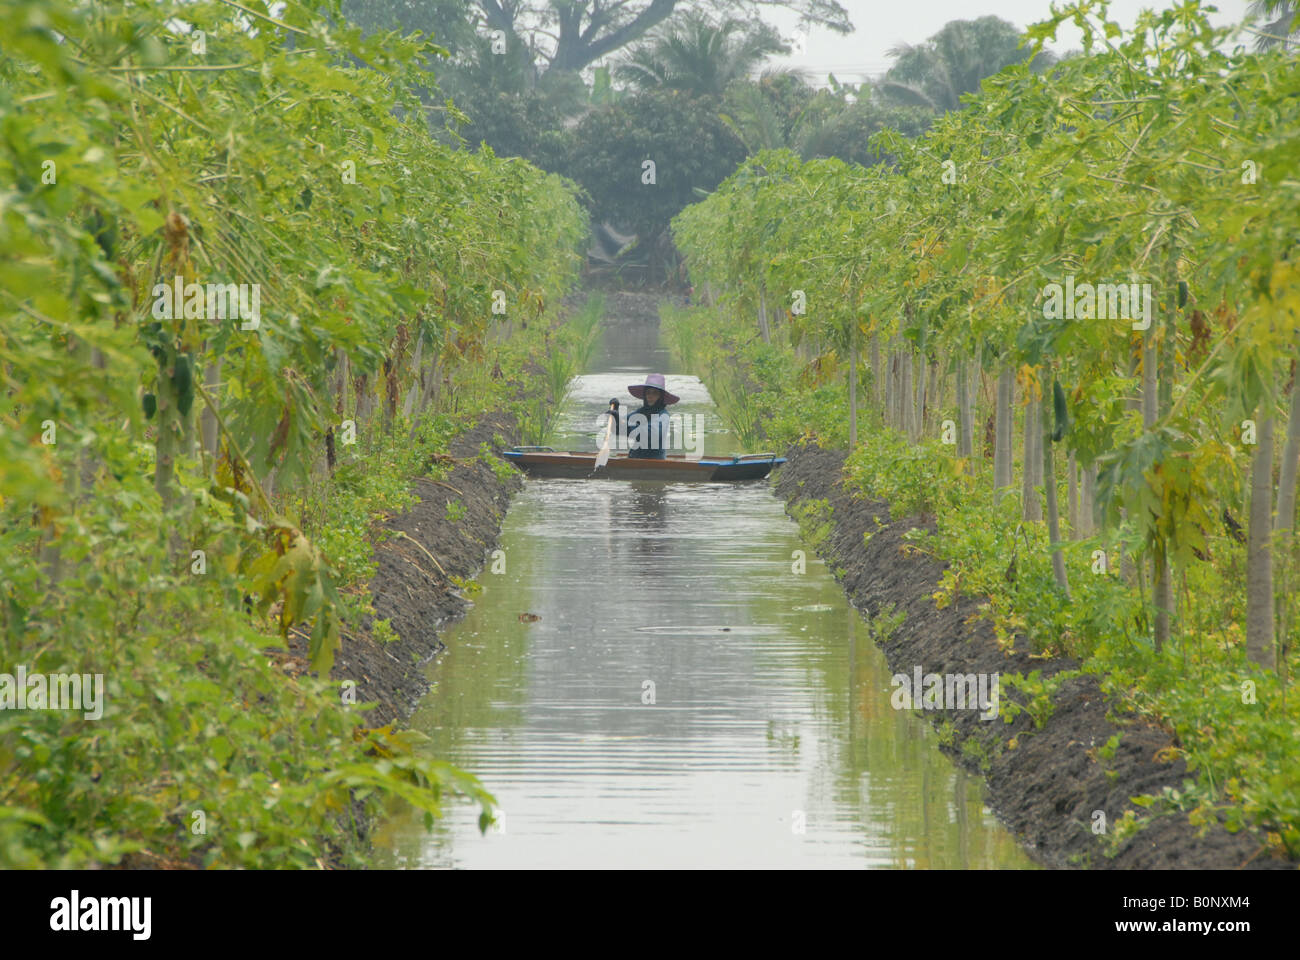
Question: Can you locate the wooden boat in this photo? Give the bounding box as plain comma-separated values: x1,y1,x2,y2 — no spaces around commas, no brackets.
501,447,786,481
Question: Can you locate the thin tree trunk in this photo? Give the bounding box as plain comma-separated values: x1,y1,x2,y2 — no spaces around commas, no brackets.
154,380,181,559
892,344,904,432
1140,315,1168,650
1119,351,1141,584
1044,401,1070,597
1277,354,1299,686
938,352,951,437
338,351,351,419
901,349,915,441
956,356,972,458
912,351,925,441
356,373,374,429
1160,245,1178,415
201,359,222,469
1276,352,1300,539
849,332,858,449
1142,322,1158,429
884,344,895,428
418,355,441,415
402,334,424,419
1029,394,1043,489
1153,250,1181,651
383,358,397,433
1022,396,1042,522
181,393,196,462
1246,414,1277,669
1067,449,1079,536
908,350,918,438
926,355,940,436
154,371,178,509
757,287,770,344
994,365,1013,498
1080,461,1096,538
1153,555,1173,655
896,348,906,434
909,351,920,440
409,354,441,441
871,332,883,410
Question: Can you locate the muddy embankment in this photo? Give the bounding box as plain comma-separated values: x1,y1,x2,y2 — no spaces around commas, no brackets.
330,416,523,728
773,442,1293,870
278,416,522,728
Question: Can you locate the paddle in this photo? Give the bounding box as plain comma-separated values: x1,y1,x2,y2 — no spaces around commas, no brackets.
593,402,615,470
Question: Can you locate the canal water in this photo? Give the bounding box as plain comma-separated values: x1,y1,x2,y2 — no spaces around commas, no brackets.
372,314,1037,869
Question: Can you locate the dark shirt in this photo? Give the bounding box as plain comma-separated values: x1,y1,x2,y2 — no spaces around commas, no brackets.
612,403,669,459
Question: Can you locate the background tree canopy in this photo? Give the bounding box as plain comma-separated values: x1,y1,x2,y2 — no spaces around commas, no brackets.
564,87,747,244
877,16,1058,111
342,0,851,77
340,2,1067,280
472,0,851,74
614,13,788,97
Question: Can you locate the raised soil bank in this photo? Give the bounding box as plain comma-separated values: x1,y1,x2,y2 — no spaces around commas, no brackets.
330,415,523,730
773,441,1294,870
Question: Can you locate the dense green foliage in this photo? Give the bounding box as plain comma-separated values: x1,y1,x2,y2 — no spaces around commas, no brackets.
337,4,1041,274
876,16,1059,112
672,1,1300,856
614,13,787,98
566,88,748,241
0,0,584,867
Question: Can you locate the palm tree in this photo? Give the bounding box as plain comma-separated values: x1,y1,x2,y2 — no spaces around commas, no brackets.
1247,1,1299,49
719,69,817,153
878,17,1055,113
719,73,931,165
614,14,787,99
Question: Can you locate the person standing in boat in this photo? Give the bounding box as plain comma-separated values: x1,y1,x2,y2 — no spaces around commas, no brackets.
605,373,680,459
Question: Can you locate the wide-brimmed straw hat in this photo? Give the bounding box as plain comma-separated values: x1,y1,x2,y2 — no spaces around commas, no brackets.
628,373,680,405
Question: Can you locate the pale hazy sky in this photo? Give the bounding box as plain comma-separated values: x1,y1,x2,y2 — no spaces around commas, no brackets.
758,0,1259,85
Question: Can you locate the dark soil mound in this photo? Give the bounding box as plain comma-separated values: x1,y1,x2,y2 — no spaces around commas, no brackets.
281,417,523,729
773,441,1292,870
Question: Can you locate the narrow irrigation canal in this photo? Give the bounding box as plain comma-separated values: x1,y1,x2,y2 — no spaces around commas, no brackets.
373,312,1037,869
